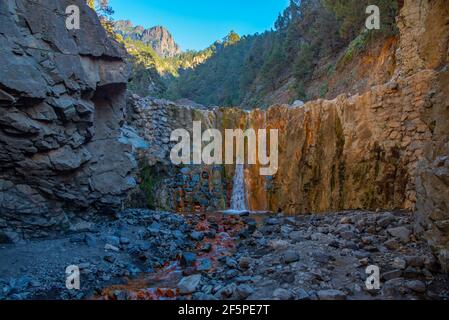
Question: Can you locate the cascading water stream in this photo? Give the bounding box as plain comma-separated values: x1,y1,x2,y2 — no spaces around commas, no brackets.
230,114,250,212
230,163,247,211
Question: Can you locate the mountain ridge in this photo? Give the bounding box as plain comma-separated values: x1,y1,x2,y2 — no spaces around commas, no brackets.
114,19,181,58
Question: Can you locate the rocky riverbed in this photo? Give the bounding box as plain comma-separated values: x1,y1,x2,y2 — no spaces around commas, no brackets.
0,210,448,300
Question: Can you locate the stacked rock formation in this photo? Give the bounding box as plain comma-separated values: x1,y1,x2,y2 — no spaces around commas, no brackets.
0,0,139,240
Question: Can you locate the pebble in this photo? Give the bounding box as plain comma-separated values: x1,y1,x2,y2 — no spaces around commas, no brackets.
2,209,443,301
387,227,411,243
104,244,119,252
384,239,400,250
138,242,151,251
269,239,290,250
85,234,97,247
238,257,251,270
225,269,239,279
120,237,131,245
178,274,202,295
197,258,212,272
273,288,293,300
382,270,403,281
359,258,370,266
235,284,254,299
190,231,204,241
181,252,197,267
104,255,116,263
377,214,396,228
200,243,212,252
317,289,347,300
296,289,311,300
405,256,425,268
405,280,426,293
392,257,407,270
282,250,300,264
289,231,304,242
105,236,120,247
215,283,237,299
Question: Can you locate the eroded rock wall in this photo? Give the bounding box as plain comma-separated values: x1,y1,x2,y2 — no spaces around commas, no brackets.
130,69,437,216
129,0,449,270
246,70,435,214
0,0,137,241
252,0,449,269
130,67,434,215
125,96,231,212
400,0,449,270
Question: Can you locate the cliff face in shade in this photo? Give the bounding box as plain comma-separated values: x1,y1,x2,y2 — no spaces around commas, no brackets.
0,0,139,241
114,20,181,58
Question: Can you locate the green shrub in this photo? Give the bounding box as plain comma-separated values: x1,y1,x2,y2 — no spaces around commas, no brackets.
140,166,159,209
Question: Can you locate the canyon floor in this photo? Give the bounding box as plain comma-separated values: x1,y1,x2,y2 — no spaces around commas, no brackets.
0,210,448,300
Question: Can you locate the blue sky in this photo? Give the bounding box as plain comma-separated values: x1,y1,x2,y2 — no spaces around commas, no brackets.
109,0,290,51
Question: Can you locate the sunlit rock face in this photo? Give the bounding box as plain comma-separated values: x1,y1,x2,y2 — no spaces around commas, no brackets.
245,72,435,214
248,0,449,270
114,21,181,58
399,0,449,271
0,0,136,240
131,73,439,216
131,69,435,215
128,0,449,270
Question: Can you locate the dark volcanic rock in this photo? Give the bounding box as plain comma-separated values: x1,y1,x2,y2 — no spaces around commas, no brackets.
282,250,300,264
181,252,197,268
0,0,146,240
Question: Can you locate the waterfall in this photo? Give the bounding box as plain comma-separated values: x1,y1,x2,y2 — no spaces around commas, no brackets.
230,163,247,211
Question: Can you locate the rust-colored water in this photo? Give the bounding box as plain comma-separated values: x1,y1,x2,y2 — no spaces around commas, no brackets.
98,213,247,300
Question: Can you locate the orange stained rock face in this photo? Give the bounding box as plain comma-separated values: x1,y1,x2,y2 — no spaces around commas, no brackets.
239,69,437,214
159,65,437,216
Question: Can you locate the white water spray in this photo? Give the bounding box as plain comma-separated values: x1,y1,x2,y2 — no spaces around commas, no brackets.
230,163,247,211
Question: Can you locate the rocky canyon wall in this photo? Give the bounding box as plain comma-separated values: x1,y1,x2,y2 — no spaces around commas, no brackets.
246,71,435,213
0,0,447,270
399,0,449,270
125,96,236,213
250,0,449,269
0,0,140,241
130,0,449,268
251,0,448,269
133,68,436,215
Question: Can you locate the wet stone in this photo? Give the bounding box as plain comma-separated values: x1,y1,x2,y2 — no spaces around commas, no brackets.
178,274,202,295
190,231,204,241
282,250,300,264
197,258,213,272
405,280,426,293
317,290,347,300
181,252,197,268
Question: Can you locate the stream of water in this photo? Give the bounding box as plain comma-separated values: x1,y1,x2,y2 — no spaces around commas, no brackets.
230,164,247,211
